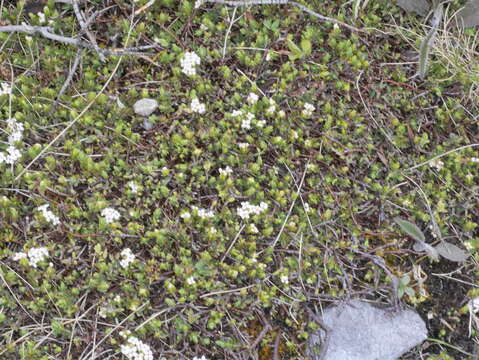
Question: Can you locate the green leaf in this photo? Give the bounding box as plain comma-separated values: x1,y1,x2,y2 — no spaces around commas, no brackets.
287,37,303,60
300,39,312,57
394,217,425,242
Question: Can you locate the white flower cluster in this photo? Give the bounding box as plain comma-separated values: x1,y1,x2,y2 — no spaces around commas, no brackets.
37,12,46,24
219,166,233,176
13,247,49,268
38,204,60,226
180,51,201,76
241,112,254,130
190,98,206,114
101,207,120,223
0,118,24,165
231,109,243,117
129,182,139,194
302,103,315,117
193,356,208,360
237,201,268,219
120,337,153,360
280,275,289,284
180,211,192,220
192,206,214,219
429,158,444,170
247,92,259,104
238,143,249,150
120,248,135,269
186,276,196,285
471,157,479,163
266,98,276,115
194,0,204,8
0,82,11,96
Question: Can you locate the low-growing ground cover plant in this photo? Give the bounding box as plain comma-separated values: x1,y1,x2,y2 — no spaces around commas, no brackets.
0,0,478,359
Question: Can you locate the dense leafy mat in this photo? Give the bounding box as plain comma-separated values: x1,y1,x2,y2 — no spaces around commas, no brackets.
0,0,478,359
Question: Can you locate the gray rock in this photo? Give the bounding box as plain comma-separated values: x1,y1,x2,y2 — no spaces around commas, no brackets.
142,118,154,131
397,0,430,16
307,300,427,360
455,0,479,28
133,98,158,116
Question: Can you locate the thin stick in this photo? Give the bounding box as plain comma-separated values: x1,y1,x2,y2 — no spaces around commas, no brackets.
52,48,83,111
202,0,363,33
72,0,105,61
221,223,246,262
271,163,308,249
405,143,479,171
222,6,239,59
0,25,156,56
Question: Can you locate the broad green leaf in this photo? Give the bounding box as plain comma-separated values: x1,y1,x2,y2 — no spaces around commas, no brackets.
435,241,469,262
394,217,425,242
287,36,303,60
300,39,312,57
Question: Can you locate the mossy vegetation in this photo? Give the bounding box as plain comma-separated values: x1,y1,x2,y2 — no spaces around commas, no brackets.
0,0,478,359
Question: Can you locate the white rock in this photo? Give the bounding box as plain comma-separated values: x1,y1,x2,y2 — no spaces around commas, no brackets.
133,99,158,116
307,300,427,360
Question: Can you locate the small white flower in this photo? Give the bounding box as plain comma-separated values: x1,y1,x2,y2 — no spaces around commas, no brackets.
12,252,27,261
304,202,311,213
247,92,259,105
0,82,11,96
120,336,153,360
101,207,121,224
196,207,214,219
238,143,249,150
193,356,208,360
257,120,266,128
15,247,49,268
38,204,60,226
302,103,315,117
280,275,289,284
180,51,201,76
236,201,268,220
194,0,204,8
186,276,196,285
190,98,206,114
128,182,139,194
120,248,135,269
219,166,233,176
37,12,46,24
0,145,22,164
241,119,251,130
180,211,192,220
470,157,479,163
429,159,444,170
231,109,243,117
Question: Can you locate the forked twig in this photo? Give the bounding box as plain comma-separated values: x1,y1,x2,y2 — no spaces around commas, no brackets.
0,25,156,56
200,0,364,32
